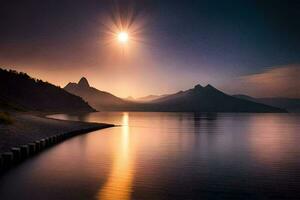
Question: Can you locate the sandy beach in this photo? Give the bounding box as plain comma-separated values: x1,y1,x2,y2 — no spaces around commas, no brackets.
0,112,113,154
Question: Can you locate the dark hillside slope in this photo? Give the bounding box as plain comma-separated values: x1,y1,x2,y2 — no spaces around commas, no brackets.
0,68,94,112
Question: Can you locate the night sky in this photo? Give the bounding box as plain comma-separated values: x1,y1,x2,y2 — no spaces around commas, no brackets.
1,0,299,98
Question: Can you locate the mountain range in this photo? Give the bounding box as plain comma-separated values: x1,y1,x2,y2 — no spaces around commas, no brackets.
1,67,292,113
65,78,286,113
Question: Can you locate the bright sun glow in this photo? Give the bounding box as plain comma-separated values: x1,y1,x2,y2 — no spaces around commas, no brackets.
117,32,129,43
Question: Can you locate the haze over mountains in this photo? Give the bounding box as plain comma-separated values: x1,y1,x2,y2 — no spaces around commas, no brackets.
124,94,170,102
65,77,286,113
0,68,94,112
135,94,170,102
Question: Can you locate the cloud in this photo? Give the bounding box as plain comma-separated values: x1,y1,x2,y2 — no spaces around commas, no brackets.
224,64,300,98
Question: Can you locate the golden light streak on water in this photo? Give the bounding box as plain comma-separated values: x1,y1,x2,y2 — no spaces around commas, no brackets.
98,112,134,200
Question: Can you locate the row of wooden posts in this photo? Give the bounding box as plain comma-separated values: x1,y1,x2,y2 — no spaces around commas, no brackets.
0,125,113,174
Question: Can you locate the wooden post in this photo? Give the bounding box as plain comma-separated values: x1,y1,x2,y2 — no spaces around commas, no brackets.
28,143,36,155
11,147,21,163
20,145,29,159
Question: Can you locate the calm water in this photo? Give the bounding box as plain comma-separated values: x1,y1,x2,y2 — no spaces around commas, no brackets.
1,112,300,200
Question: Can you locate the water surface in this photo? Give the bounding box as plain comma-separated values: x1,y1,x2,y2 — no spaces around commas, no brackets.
1,112,300,199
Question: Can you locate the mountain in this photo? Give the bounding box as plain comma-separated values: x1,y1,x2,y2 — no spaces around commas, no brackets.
139,84,286,112
233,94,300,112
64,77,129,111
0,68,95,112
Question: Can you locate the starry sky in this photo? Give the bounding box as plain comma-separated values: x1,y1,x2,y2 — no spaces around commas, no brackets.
1,0,299,98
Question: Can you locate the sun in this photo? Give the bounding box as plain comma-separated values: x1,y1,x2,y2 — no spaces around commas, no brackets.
117,32,129,43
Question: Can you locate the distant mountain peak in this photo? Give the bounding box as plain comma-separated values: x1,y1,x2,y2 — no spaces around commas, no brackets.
205,84,213,88
204,84,218,91
78,77,90,88
193,84,203,90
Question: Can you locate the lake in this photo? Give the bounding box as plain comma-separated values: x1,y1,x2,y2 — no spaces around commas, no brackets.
1,112,300,199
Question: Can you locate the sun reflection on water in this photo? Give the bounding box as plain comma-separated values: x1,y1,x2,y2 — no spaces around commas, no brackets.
98,112,134,200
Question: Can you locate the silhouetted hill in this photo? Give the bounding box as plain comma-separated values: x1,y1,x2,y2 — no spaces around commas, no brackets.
233,94,300,112
0,68,95,112
139,84,286,112
64,78,129,111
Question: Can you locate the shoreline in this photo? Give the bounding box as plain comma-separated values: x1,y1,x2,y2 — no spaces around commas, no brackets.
0,112,114,173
